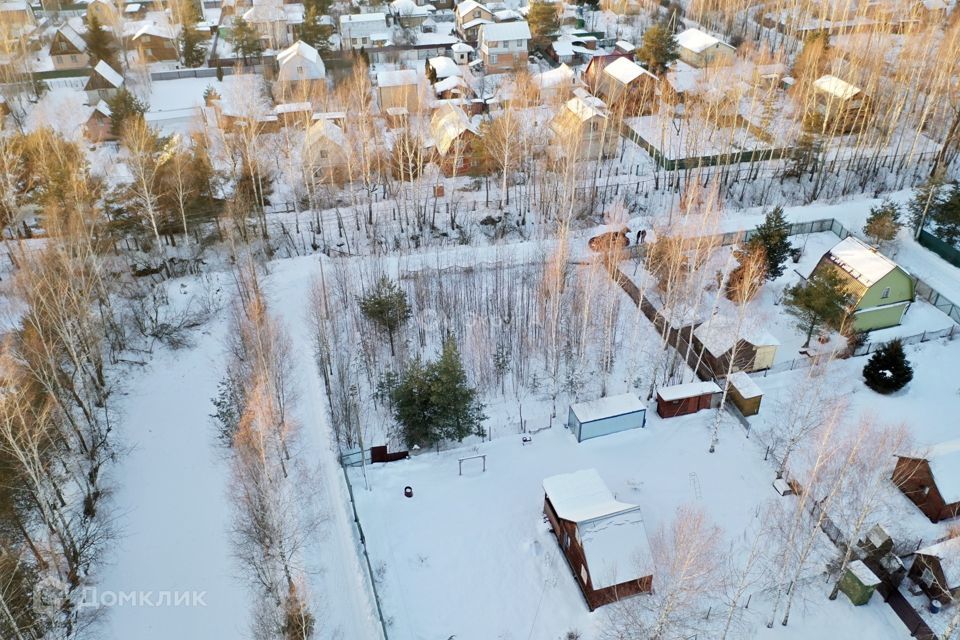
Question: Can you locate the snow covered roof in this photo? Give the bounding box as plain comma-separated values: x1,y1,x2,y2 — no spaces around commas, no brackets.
377,69,418,87
534,63,574,89
132,23,176,40
543,469,654,590
552,40,574,57
434,75,467,94
927,441,960,505
657,380,721,402
92,99,111,117
306,117,345,148
451,42,474,53
55,25,87,52
273,101,311,113
615,39,635,52
916,536,960,589
727,371,762,399
603,56,656,85
814,74,861,101
825,236,904,288
340,11,387,23
91,60,124,88
693,316,780,357
124,3,141,12
563,88,607,122
428,55,461,79
570,393,645,424
455,0,488,18
430,102,477,155
277,40,325,80
493,8,521,20
676,28,729,53
479,20,530,43
847,560,882,587
391,0,429,16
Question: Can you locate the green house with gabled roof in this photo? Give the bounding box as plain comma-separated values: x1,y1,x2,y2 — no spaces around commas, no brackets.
810,236,915,332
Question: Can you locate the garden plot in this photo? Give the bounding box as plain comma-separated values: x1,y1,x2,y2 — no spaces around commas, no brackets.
625,114,778,167
349,412,910,640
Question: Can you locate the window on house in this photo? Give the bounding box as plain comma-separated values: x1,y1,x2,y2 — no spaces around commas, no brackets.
473,9,480,17
921,568,935,587
297,65,303,75
515,39,522,47
319,150,328,159
489,54,497,64
70,54,77,61
881,287,891,299
563,533,570,549
580,564,589,586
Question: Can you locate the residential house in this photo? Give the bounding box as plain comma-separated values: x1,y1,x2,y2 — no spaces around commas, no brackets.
583,52,632,88
429,103,485,175
433,75,472,99
50,25,89,71
542,469,654,610
377,68,420,113
908,537,960,603
477,20,529,72
84,100,115,142
390,0,429,28
450,41,473,64
811,74,871,134
567,393,646,442
0,1,36,46
304,116,348,182
426,55,460,82
550,89,618,159
532,63,577,101
83,59,124,104
454,0,494,43
339,12,388,50
692,317,779,375
675,28,736,68
594,56,657,114
809,236,914,331
243,0,302,50
130,23,179,62
86,0,119,26
655,381,722,418
275,40,325,98
893,440,960,523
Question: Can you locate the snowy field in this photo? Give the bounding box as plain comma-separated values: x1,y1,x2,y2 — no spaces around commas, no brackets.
348,412,911,640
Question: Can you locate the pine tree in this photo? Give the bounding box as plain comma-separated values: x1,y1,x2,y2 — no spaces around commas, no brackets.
863,200,902,247
359,276,412,356
527,0,560,47
179,5,208,68
85,15,117,68
299,6,331,52
231,17,263,63
106,88,148,136
636,23,678,74
783,268,854,347
862,339,913,394
750,206,792,280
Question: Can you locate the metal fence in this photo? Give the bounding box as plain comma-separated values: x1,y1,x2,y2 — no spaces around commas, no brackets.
917,229,960,268
150,67,237,81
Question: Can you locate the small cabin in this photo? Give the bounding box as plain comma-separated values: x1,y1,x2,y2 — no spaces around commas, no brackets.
675,28,735,68
811,74,871,134
656,381,721,418
377,69,421,113
693,318,779,375
726,372,762,416
542,469,653,611
893,440,960,523
839,560,882,606
567,393,646,442
908,536,960,603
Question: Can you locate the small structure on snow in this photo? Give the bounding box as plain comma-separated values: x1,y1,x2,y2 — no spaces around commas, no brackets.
893,439,960,523
567,393,646,442
542,469,653,610
692,317,779,374
839,560,882,605
655,380,721,418
908,536,960,603
675,28,735,68
84,60,124,105
725,371,763,416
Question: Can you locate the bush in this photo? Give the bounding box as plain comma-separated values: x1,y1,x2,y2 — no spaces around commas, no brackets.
862,339,913,394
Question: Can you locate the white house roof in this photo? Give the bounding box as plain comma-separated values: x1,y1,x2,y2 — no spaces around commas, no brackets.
493,8,522,20
814,74,861,101
693,316,780,357
543,469,654,590
570,393,645,424
377,68,418,87
479,19,530,43
926,440,960,505
657,380,721,402
430,102,477,155
306,117,345,149
132,23,177,40
603,56,656,85
428,55,461,79
56,25,87,52
564,89,606,121
277,40,325,80
391,0,429,16
433,75,467,94
92,99,111,117
825,236,903,287
340,11,387,24
534,63,574,89
676,28,727,53
455,0,487,18
91,60,124,88
451,41,474,53
727,371,762,399
916,536,960,589
615,39,635,52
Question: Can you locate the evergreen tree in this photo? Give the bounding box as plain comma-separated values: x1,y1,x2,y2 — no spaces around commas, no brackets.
179,5,208,68
391,338,486,448
527,0,560,47
106,88,148,137
863,200,902,247
359,276,412,356
783,268,854,347
636,22,678,73
750,206,792,280
85,15,117,68
231,17,263,63
862,339,913,394
298,6,331,52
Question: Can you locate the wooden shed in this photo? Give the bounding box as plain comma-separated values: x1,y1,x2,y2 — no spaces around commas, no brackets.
892,440,960,523
568,393,646,442
692,318,779,375
839,560,882,605
908,536,960,603
726,372,763,416
656,381,721,418
542,469,653,611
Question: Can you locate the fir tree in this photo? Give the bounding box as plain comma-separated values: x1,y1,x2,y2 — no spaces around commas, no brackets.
179,5,208,68
636,23,678,73
299,6,331,52
862,339,913,394
863,200,902,248
749,206,792,280
231,17,263,63
85,15,117,68
106,88,148,137
359,276,412,356
783,268,854,347
527,0,560,47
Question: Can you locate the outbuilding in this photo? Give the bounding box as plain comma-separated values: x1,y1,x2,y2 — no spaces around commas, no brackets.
726,371,763,416
542,469,654,610
567,393,646,442
675,28,735,68
693,317,779,375
656,380,721,418
908,536,960,603
892,440,960,523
